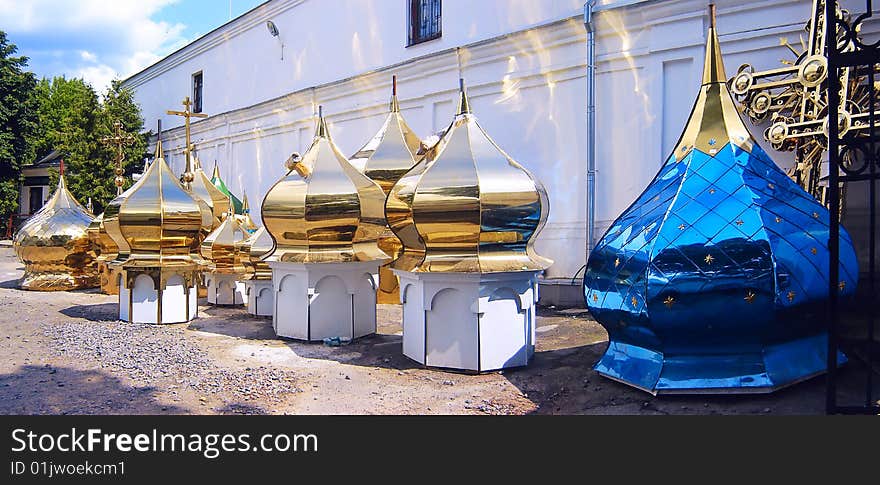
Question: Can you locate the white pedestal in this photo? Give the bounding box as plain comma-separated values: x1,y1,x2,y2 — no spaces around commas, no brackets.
268,261,380,341
244,279,274,317
205,273,245,306
118,272,198,324
394,270,540,372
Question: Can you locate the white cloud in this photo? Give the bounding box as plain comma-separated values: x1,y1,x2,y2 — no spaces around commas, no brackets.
0,0,190,93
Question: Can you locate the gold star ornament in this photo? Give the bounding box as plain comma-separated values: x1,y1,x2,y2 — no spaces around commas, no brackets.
663,295,675,308
744,290,756,304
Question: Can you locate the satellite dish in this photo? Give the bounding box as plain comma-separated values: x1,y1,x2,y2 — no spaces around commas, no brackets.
266,20,279,37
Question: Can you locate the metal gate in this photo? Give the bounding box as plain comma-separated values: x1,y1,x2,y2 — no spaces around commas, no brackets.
826,0,880,414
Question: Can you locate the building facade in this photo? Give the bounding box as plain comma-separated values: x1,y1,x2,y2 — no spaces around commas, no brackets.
122,0,879,305
18,150,62,217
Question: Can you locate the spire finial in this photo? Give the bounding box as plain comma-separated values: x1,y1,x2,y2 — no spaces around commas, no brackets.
390,75,400,112
316,105,329,138
59,159,65,177
154,139,164,159
457,78,471,115
702,4,726,84
212,160,220,179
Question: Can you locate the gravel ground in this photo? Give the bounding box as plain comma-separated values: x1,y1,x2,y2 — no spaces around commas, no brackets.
0,246,874,414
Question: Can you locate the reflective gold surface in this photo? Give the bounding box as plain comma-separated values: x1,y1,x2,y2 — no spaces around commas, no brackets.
116,140,205,290
14,173,99,290
87,212,121,294
386,81,552,273
200,206,248,275
189,154,230,233
350,78,423,303
261,109,389,264
237,226,273,280
234,192,259,233
166,97,223,244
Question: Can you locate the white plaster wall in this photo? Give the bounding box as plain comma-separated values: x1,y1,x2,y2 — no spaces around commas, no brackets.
123,0,880,282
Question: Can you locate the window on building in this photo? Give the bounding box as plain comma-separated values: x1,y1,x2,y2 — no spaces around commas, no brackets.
192,71,203,113
28,187,43,215
408,0,441,46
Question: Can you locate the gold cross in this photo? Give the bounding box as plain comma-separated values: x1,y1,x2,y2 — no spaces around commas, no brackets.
100,120,137,195
166,96,208,185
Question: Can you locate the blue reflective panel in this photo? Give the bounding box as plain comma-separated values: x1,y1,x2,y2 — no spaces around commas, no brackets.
583,139,859,394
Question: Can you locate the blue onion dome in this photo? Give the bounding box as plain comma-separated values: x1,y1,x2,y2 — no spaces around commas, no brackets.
583,6,859,394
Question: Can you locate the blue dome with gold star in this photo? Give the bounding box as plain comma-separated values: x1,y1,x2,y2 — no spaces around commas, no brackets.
583,8,859,394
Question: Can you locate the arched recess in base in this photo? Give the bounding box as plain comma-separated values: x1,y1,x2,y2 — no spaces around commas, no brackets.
310,275,352,341
131,274,158,324
426,287,478,370
257,285,273,316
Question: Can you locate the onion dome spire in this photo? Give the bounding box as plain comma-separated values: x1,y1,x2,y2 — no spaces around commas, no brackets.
115,139,204,272
385,79,552,273
185,148,230,235
200,204,248,274
349,75,423,192
210,161,244,214
234,190,259,233
583,5,860,393
260,106,389,263
237,226,273,280
14,161,98,290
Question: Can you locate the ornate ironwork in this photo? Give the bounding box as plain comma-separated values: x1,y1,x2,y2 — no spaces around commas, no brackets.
826,0,880,415
730,0,880,211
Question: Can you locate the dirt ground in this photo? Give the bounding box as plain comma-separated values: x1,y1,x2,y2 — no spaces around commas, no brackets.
0,246,870,415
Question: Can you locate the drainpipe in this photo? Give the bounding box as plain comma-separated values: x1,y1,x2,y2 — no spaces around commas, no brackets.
584,0,597,266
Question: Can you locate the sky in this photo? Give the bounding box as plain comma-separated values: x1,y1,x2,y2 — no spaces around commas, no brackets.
0,0,266,94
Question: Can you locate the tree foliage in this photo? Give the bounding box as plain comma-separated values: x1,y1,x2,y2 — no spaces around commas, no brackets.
0,31,38,226
42,79,149,214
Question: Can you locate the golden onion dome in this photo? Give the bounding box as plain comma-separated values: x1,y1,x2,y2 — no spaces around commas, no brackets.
102,181,141,268
187,153,230,234
234,191,259,233
386,80,553,273
260,108,389,263
349,76,423,193
237,226,273,280
115,141,205,269
13,169,98,290
87,212,118,263
210,162,244,214
200,206,248,274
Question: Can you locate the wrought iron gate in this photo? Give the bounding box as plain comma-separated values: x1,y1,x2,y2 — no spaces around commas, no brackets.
826,0,880,414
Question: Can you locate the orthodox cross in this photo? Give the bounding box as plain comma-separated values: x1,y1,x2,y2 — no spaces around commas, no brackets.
166,96,208,187
101,120,136,195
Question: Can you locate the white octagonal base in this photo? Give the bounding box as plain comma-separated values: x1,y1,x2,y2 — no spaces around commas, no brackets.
394,270,540,372
118,273,198,324
268,260,380,341
244,279,274,317
205,273,245,306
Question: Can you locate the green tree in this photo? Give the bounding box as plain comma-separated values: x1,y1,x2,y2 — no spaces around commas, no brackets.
41,78,148,214
0,30,38,232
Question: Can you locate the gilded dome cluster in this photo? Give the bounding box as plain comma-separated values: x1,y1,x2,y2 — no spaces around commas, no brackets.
260,109,389,264
385,82,552,273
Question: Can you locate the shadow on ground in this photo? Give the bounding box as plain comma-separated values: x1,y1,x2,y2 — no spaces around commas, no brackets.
0,365,187,415
60,303,118,322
